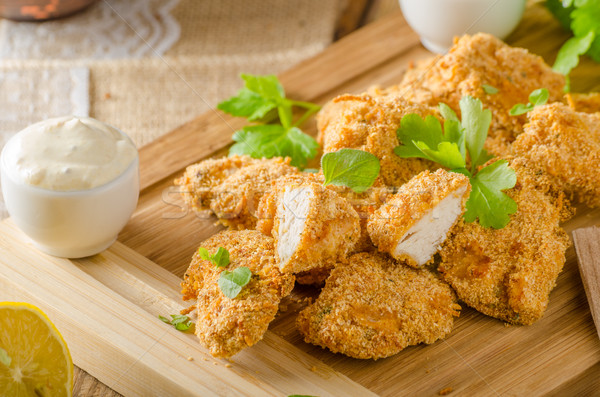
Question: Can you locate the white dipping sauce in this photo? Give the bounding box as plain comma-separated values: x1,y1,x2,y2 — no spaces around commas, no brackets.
0,116,140,258
3,116,137,191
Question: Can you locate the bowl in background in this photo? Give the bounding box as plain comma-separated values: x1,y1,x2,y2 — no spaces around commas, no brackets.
399,0,526,54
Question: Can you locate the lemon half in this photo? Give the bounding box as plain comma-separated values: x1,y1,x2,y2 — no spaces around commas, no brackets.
0,302,73,397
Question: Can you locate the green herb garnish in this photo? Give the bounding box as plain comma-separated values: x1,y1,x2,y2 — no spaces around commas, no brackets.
159,314,194,332
0,347,11,367
509,88,549,116
218,74,320,168
547,0,600,77
198,246,230,268
321,149,380,193
482,84,499,95
395,96,517,228
218,267,252,299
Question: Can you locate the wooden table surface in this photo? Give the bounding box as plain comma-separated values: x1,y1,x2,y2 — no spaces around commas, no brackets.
68,1,600,395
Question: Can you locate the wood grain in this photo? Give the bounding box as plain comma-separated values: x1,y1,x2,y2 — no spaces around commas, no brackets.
3,2,600,396
573,227,600,341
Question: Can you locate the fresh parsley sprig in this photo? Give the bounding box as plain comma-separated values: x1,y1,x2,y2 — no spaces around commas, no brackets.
395,96,517,229
547,0,600,78
159,314,194,332
218,74,320,169
321,149,380,193
199,246,252,299
218,267,252,299
198,246,230,268
509,88,550,116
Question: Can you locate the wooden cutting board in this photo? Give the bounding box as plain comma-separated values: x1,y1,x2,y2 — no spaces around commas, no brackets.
2,4,600,396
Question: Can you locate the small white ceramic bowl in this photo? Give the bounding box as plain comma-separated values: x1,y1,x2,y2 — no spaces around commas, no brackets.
399,0,526,54
0,128,139,258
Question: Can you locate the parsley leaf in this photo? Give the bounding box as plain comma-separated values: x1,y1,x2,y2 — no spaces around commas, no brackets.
197,246,230,268
394,96,517,228
159,314,194,332
553,31,595,75
230,125,318,169
218,267,252,299
217,88,278,122
509,88,550,116
463,160,518,228
0,347,11,367
321,149,380,193
460,96,492,171
395,114,466,170
218,74,321,169
548,0,600,75
482,84,499,95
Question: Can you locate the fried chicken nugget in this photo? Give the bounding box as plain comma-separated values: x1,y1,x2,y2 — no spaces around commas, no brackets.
175,155,298,229
368,169,470,268
438,157,573,325
181,230,295,358
394,33,566,156
316,93,438,187
512,103,600,207
297,252,460,360
256,178,361,274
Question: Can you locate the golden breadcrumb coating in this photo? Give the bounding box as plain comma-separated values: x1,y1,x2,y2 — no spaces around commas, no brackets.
181,230,295,358
438,157,573,325
565,92,600,113
294,264,335,286
258,179,361,274
513,103,600,208
316,93,439,187
368,169,470,268
175,155,298,229
394,33,566,156
297,252,460,360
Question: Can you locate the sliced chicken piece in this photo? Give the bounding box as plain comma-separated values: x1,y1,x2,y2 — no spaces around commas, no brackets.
257,177,361,274
368,169,470,268
297,252,460,360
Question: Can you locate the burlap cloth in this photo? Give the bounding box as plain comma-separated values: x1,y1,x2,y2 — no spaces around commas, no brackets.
0,0,342,147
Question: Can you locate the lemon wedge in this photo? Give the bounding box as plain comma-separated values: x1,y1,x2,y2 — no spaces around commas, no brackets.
0,302,73,397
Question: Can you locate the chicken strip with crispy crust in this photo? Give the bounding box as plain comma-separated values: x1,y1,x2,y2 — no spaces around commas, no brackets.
512,103,600,208
256,177,361,274
316,93,439,187
297,252,460,360
438,157,573,325
175,155,299,229
394,33,566,156
368,169,470,268
181,230,295,358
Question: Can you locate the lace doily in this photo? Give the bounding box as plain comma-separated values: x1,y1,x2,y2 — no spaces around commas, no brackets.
0,0,180,59
0,66,90,218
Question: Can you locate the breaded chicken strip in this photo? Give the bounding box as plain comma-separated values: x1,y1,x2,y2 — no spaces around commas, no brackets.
297,252,460,360
256,178,361,274
438,157,573,325
316,93,438,187
566,92,600,113
368,169,470,268
512,103,600,208
181,230,294,358
394,33,566,156
175,155,298,229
